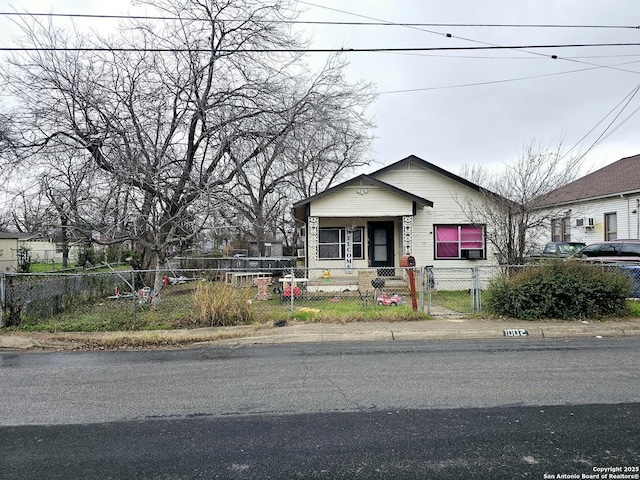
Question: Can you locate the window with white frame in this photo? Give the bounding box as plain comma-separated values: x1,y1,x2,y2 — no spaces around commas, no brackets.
318,227,364,260
434,224,485,260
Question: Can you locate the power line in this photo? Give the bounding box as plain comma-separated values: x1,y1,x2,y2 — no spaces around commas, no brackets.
378,60,640,94
296,1,640,77
2,43,640,53
575,83,640,159
1,11,638,29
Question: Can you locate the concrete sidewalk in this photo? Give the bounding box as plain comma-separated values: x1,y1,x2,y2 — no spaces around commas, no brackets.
1,318,640,351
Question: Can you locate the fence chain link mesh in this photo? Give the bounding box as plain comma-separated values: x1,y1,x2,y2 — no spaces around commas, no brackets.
2,262,639,327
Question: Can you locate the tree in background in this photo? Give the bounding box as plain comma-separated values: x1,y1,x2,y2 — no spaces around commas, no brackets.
458,139,582,265
1,0,374,305
219,56,374,255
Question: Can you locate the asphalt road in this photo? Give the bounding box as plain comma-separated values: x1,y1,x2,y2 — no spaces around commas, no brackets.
1,338,639,479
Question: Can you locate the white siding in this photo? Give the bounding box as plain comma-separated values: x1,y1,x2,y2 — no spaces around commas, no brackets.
0,238,18,272
305,160,500,269
375,161,498,267
534,195,640,248
310,185,413,217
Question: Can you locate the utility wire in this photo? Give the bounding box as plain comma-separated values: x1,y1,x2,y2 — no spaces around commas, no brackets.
1,43,640,53
297,1,640,76
574,83,640,160
298,0,640,163
0,11,639,29
379,60,640,94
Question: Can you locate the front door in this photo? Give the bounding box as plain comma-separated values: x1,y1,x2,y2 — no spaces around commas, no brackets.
368,221,394,274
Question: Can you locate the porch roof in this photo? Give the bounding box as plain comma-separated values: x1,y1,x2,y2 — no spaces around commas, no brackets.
292,174,433,222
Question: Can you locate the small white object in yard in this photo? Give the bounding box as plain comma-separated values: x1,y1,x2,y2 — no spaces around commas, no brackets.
596,335,603,338
581,321,589,324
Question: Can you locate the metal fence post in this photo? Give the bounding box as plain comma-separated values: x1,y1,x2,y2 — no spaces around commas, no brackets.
0,273,5,327
419,267,424,312
132,270,137,324
425,266,433,315
472,267,482,313
290,267,295,314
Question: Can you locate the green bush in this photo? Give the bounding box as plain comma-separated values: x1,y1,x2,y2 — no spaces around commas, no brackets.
485,261,632,320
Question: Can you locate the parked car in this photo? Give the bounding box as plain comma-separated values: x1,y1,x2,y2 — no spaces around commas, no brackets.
572,239,640,263
530,241,586,260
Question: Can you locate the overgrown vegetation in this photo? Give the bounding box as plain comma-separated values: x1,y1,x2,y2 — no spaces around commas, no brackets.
2,281,429,332
485,261,632,320
194,282,254,327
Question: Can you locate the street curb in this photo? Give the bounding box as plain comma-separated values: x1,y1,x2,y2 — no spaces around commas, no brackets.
1,320,639,350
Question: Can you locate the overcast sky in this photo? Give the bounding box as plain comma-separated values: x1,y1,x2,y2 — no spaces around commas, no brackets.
2,0,639,178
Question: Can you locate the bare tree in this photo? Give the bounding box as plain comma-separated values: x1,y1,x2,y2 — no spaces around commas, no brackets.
458,139,582,265
219,57,374,255
37,151,99,268
1,0,372,305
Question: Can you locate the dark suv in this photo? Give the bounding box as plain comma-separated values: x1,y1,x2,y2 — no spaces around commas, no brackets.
574,239,640,262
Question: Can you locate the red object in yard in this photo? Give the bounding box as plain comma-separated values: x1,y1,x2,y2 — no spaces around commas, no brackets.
163,275,169,285
377,293,402,306
282,285,301,299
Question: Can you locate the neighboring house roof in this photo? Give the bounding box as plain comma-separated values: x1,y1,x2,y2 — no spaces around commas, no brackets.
535,153,640,208
292,171,434,220
0,232,23,240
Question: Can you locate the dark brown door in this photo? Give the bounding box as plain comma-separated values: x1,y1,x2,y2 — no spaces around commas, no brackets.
368,221,394,274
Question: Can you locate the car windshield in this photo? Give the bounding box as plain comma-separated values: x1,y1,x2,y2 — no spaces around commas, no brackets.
558,244,584,254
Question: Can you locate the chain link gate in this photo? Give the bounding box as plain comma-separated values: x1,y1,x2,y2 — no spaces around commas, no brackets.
424,266,486,316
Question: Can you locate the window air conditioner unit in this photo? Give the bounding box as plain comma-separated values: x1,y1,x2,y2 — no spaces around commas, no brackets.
297,248,305,258
462,249,483,260
576,218,595,229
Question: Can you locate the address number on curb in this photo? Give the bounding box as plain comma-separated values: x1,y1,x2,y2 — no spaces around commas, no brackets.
503,328,529,337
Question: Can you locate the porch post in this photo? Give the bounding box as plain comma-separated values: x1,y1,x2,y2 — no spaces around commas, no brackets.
308,216,319,265
402,215,413,256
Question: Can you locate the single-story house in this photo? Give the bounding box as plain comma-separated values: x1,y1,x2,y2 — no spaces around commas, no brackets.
293,154,501,276
533,154,640,246
0,231,81,272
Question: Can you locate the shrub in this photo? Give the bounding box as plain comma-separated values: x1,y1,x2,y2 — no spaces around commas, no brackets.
193,281,253,326
485,261,631,320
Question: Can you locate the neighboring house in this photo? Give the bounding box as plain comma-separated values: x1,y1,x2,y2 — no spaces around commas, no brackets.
0,232,21,272
293,154,500,274
533,154,640,247
0,231,80,271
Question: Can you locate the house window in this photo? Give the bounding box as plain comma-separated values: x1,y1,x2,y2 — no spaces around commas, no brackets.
435,225,485,260
605,213,617,240
551,217,571,242
318,227,364,260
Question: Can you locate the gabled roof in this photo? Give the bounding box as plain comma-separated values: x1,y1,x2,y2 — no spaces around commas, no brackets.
536,154,640,208
292,154,508,222
293,172,433,213
369,154,489,193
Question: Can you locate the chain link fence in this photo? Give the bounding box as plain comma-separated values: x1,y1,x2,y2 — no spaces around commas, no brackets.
2,263,639,327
